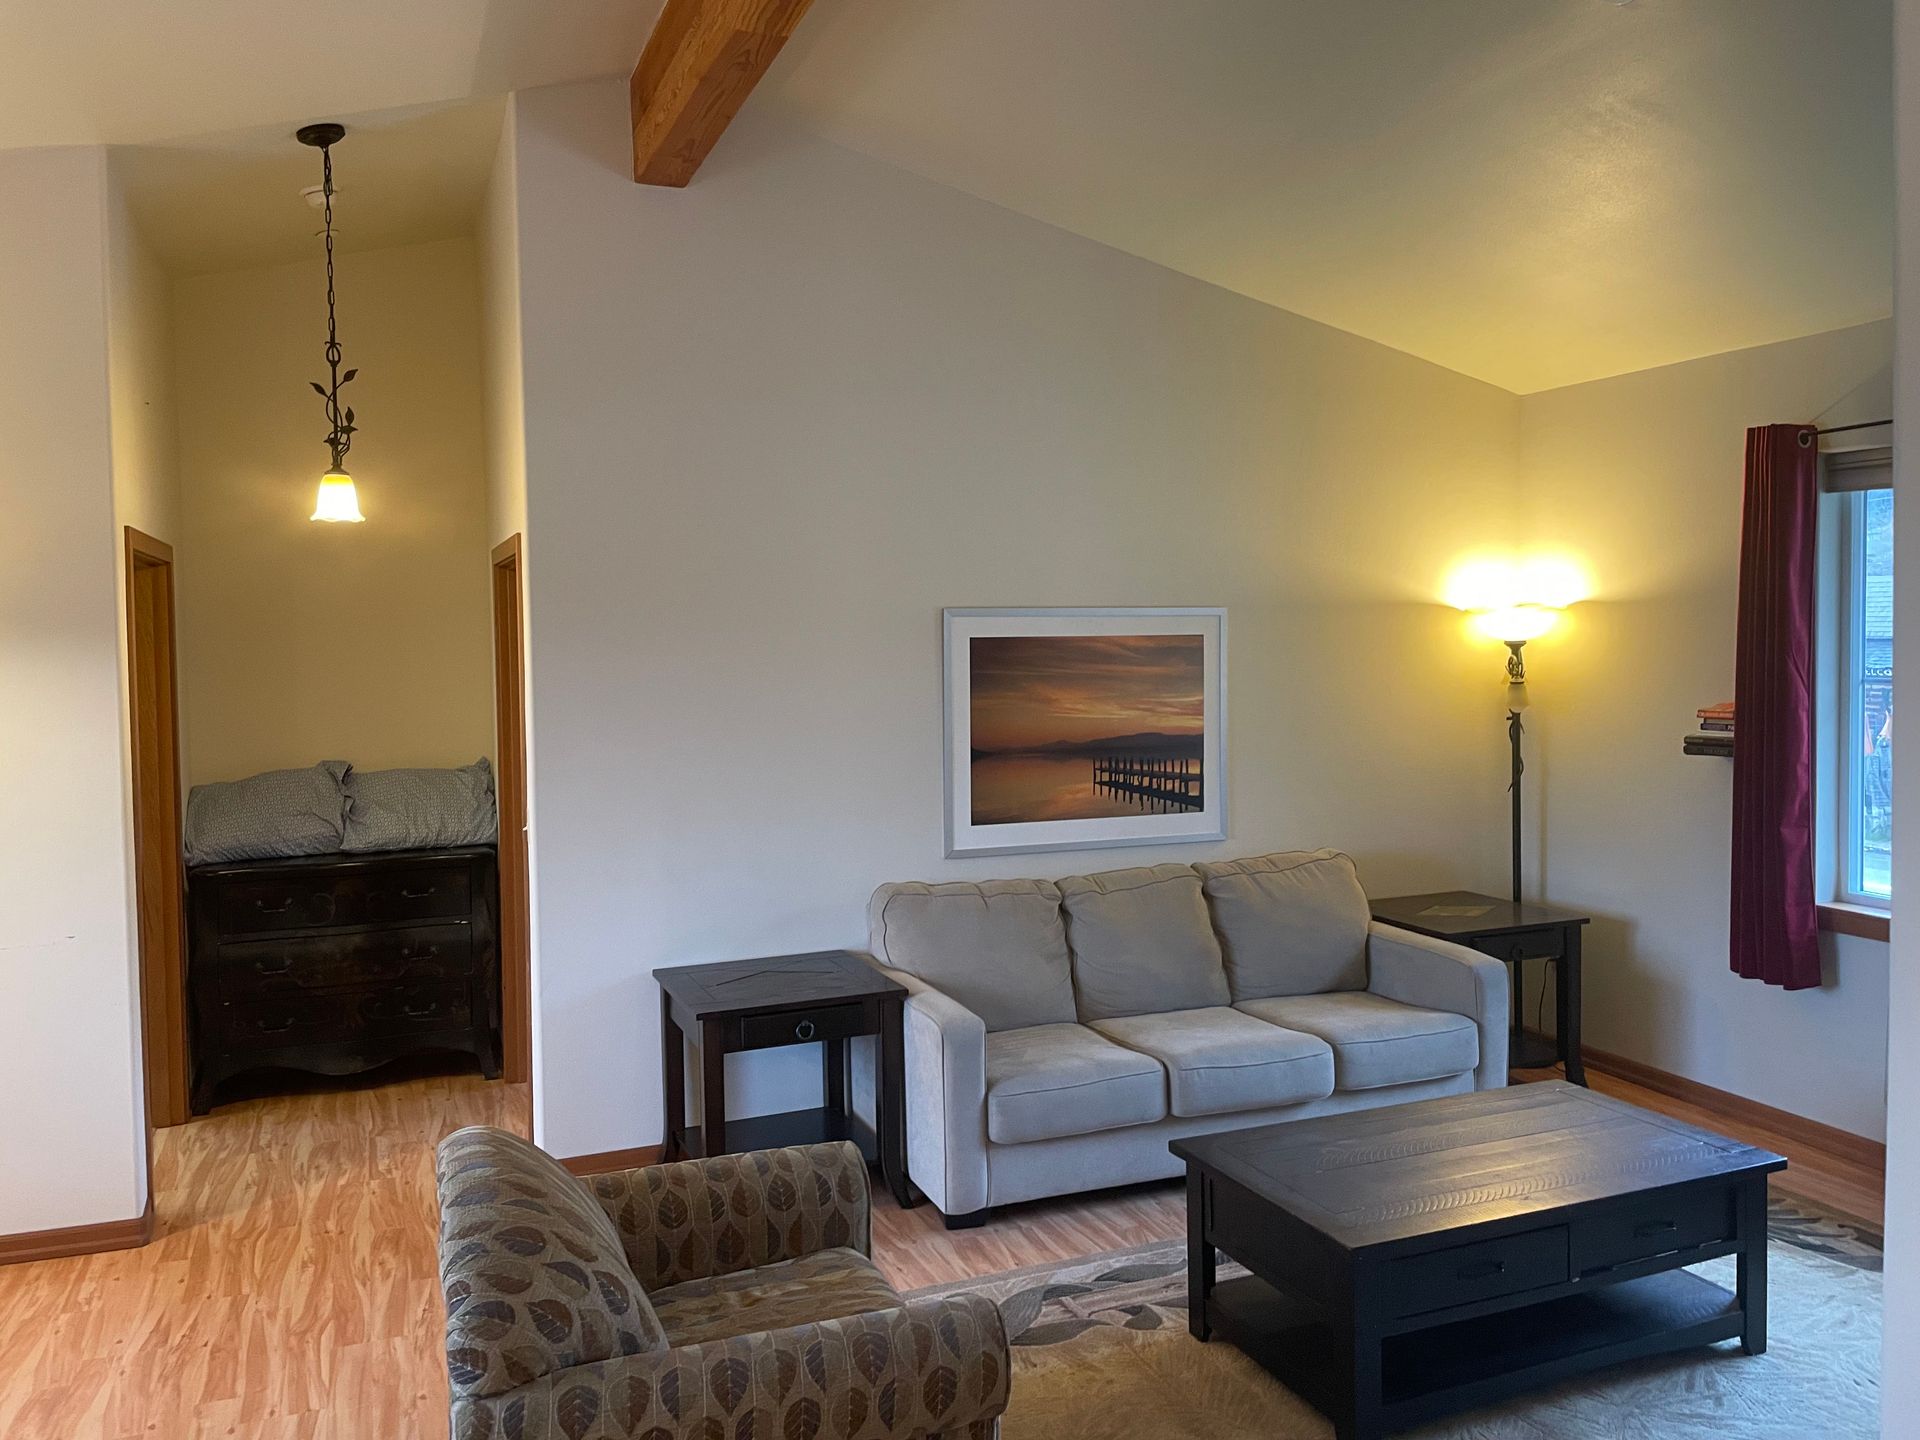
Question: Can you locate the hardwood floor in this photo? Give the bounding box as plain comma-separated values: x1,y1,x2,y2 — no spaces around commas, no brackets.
0,1063,1882,1438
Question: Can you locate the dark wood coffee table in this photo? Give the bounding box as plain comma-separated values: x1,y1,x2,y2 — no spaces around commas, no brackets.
1172,1083,1785,1439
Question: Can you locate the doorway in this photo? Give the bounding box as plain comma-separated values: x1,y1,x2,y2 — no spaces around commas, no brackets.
492,535,533,1086
124,528,189,1129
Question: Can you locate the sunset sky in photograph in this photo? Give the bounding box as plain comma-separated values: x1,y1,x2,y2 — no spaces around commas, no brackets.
969,634,1204,753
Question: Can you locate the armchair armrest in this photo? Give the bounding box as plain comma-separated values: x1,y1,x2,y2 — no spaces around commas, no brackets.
450,1292,1011,1440
1366,921,1508,1089
587,1141,871,1291
869,960,990,1218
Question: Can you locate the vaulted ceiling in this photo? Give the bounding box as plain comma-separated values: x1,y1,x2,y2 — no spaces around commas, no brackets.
5,0,1889,392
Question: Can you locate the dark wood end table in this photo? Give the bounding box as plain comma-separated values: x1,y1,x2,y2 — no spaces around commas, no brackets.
1174,1083,1784,1440
1371,891,1591,1082
654,949,912,1207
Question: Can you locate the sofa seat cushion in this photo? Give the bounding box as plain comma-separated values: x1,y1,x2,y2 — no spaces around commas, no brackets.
1089,1008,1334,1118
1236,992,1478,1091
1056,864,1230,1022
869,879,1077,1032
1194,850,1371,1001
986,1023,1168,1144
649,1247,901,1347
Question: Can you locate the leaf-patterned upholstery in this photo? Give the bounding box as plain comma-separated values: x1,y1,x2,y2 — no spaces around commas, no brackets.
437,1133,1010,1440
437,1127,669,1400
586,1142,874,1290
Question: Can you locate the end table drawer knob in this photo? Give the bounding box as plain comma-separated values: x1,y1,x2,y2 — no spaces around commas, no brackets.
795,1019,817,1040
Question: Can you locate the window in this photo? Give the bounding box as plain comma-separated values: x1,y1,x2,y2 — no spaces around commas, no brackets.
1822,448,1893,908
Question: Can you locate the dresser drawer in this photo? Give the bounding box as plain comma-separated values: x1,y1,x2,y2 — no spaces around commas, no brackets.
1472,927,1565,964
1385,1225,1569,1319
1572,1184,1735,1275
217,865,472,935
220,981,474,1051
737,1002,868,1052
215,924,473,1002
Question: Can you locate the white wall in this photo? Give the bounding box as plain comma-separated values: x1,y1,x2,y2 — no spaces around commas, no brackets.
172,237,494,787
0,146,148,1233
1519,321,1893,1141
1880,0,1920,1423
508,79,1522,1158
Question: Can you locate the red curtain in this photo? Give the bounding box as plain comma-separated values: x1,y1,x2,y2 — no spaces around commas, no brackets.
1730,423,1821,990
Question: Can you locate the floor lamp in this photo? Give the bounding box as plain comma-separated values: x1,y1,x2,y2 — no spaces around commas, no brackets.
1471,604,1560,903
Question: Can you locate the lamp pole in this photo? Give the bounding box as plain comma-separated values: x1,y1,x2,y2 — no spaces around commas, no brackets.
1504,639,1527,905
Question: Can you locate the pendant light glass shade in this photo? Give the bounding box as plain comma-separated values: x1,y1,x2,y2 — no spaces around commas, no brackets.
311,469,365,523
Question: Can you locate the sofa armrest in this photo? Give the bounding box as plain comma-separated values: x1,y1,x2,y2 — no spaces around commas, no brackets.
449,1293,1011,1440
1366,921,1508,1089
586,1141,870,1291
868,959,990,1218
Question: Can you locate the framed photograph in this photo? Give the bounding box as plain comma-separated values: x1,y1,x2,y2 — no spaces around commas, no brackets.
943,607,1227,858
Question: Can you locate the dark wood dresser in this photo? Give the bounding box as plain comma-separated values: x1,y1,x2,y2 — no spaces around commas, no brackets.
187,846,500,1111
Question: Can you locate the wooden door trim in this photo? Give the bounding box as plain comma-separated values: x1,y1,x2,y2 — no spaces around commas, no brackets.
124,527,189,1133
491,535,533,1088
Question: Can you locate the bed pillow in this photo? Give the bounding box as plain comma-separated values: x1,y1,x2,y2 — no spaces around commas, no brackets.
184,761,350,865
342,758,497,853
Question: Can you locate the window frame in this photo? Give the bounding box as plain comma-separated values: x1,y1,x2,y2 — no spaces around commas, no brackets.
1817,445,1892,917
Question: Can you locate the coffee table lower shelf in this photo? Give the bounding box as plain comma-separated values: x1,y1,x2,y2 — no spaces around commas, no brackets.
1212,1266,1742,1435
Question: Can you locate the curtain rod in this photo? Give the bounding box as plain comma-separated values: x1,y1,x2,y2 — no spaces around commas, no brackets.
1815,419,1892,436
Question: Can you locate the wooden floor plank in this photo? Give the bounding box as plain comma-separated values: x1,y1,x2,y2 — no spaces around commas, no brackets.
0,1063,1880,1436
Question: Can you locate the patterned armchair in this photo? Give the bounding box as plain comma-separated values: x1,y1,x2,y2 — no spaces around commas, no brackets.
435,1127,1010,1440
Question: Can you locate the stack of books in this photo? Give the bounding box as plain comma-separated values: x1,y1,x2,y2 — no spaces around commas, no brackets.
1685,702,1734,757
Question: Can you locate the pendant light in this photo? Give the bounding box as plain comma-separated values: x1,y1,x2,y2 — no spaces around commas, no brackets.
298,122,364,523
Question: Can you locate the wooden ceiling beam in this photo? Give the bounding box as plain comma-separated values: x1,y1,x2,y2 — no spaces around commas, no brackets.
630,0,816,187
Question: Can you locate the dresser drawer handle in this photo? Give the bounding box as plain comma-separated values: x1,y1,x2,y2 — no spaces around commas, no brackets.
253,957,292,975
795,1019,817,1041
399,886,437,900
401,945,440,962
1456,1259,1506,1281
255,897,296,914
256,1015,295,1034
403,1000,441,1019
1633,1219,1679,1239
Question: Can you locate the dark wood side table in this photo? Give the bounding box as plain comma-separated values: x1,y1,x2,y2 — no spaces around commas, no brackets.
1370,891,1591,1084
654,949,912,1207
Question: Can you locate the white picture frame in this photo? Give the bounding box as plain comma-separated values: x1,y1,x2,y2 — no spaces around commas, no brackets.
942,607,1228,858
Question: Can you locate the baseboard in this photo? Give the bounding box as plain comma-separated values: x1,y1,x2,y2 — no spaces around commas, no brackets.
0,1197,154,1267
560,1144,665,1177
1582,1045,1886,1172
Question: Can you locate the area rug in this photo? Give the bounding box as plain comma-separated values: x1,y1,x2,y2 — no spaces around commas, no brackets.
908,1199,1881,1439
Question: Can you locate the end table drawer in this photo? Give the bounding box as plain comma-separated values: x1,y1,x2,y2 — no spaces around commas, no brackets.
738,1002,867,1052
1572,1184,1735,1275
1385,1225,1569,1318
1472,927,1565,964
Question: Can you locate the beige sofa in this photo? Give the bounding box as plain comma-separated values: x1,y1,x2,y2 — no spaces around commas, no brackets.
866,850,1507,1227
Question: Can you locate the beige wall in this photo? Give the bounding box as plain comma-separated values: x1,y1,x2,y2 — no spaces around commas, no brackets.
0,145,148,1232
508,80,1523,1158
1519,320,1893,1140
173,236,494,787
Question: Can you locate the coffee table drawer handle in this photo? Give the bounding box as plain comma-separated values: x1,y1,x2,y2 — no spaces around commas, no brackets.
1456,1259,1506,1280
1633,1218,1678,1239
795,1019,817,1041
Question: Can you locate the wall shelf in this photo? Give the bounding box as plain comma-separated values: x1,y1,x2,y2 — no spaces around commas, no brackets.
1683,734,1733,758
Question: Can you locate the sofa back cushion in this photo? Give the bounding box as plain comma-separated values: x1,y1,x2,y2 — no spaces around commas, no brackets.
436,1126,666,1400
1056,864,1229,1021
1194,850,1370,1000
868,879,1077,1031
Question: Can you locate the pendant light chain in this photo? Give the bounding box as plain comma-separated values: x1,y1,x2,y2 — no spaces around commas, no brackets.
322,141,344,468
304,126,357,474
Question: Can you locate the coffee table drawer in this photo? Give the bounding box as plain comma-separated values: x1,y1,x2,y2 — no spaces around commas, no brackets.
738,1002,867,1052
1572,1184,1735,1275
1386,1225,1569,1318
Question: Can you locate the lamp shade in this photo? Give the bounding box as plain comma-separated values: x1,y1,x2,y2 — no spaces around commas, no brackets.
311,470,365,523
1472,603,1558,643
